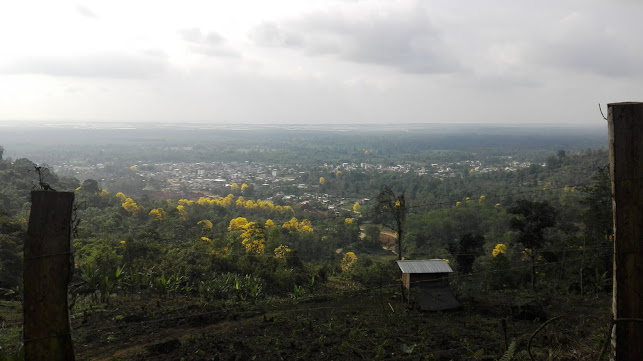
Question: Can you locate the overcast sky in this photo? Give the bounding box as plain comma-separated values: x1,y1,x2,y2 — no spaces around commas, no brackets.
0,0,640,125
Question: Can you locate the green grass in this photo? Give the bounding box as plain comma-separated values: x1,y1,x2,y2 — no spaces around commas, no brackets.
0,301,22,356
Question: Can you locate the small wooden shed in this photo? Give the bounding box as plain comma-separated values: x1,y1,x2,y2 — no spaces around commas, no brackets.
396,259,460,311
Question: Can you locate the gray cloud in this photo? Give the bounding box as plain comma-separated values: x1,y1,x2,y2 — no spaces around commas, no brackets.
529,12,643,77
250,6,459,74
179,28,238,57
75,5,98,19
250,22,304,48
141,49,168,58
0,52,168,78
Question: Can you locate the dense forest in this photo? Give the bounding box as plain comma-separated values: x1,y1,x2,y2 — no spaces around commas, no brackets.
0,130,615,360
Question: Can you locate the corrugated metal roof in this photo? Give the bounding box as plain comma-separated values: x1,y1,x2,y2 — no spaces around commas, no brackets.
396,259,454,274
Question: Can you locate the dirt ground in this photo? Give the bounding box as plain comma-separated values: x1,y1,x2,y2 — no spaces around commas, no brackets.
41,289,610,361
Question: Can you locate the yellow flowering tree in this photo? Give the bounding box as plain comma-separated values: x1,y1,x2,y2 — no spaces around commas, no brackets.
245,200,257,209
341,252,357,272
492,243,507,257
221,194,235,207
122,198,139,215
241,183,249,193
198,219,213,230
282,217,314,233
319,177,325,185
115,192,127,201
353,202,361,213
235,196,245,208
274,245,292,261
299,219,313,233
149,208,166,220
176,205,188,221
228,217,249,231
282,217,299,232
240,222,265,255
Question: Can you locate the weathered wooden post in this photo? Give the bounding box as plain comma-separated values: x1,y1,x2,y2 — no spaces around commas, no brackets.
23,191,75,361
608,102,643,361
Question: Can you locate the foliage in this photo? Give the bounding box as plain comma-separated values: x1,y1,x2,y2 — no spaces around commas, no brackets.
240,222,265,255
122,198,140,215
149,208,165,220
507,200,557,290
228,217,248,231
508,200,556,250
282,217,313,233
0,145,616,335
496,339,516,361
492,244,507,257
197,219,213,230
0,345,23,361
341,252,358,272
374,185,406,259
451,233,485,274
0,139,618,359
274,245,292,261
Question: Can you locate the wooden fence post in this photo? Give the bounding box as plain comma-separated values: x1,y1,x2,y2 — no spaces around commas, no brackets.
23,191,75,361
607,102,643,361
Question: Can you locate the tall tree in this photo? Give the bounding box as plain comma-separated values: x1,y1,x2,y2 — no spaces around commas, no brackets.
80,179,100,194
507,199,556,290
451,232,485,274
374,185,406,260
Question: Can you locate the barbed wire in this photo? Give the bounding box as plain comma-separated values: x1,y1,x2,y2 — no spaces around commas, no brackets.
105,242,611,259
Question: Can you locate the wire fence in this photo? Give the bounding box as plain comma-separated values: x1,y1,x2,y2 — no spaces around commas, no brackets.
1,177,624,359
1,257,617,361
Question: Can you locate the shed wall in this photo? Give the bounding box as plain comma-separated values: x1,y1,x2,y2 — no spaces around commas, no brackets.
409,273,449,288
401,272,449,289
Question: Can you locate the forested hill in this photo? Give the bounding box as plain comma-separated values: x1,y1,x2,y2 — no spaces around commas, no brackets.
0,156,80,213
1,146,610,292
0,144,614,359
314,148,608,205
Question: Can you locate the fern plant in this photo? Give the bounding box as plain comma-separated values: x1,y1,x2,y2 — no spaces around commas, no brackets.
496,339,516,361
